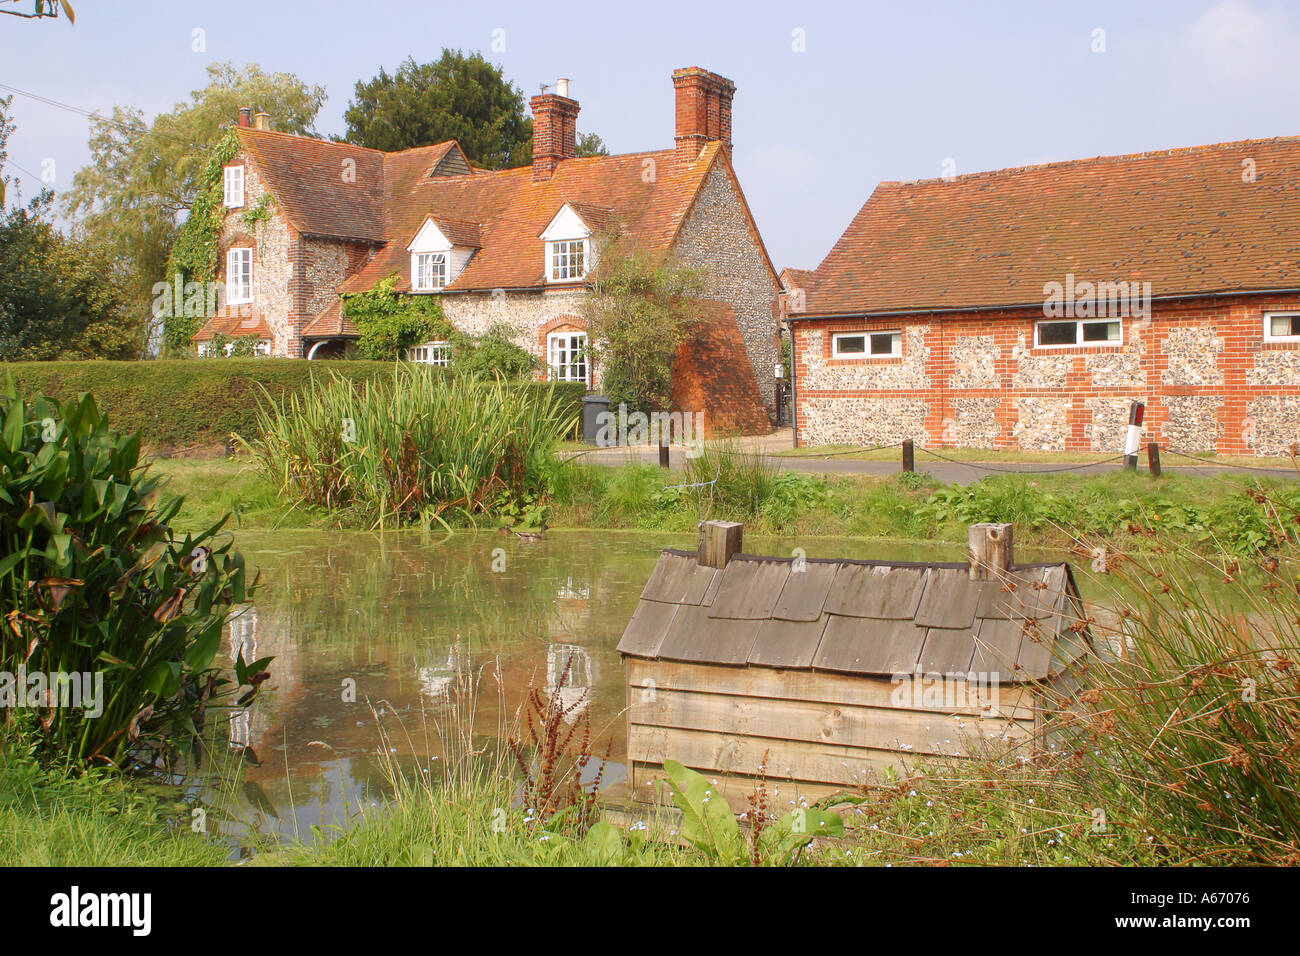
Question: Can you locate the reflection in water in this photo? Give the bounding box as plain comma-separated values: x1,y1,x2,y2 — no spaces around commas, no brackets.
205,529,981,846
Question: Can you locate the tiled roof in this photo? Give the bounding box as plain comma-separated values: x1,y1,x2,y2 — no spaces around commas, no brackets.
779,267,817,291
802,135,1300,317
235,128,466,243
339,144,724,294
301,299,356,339
617,551,1089,683
193,306,271,340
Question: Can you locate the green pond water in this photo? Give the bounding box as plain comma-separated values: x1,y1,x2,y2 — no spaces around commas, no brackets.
203,528,1080,848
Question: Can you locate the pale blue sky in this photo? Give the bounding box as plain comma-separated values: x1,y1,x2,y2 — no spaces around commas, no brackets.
2,0,1299,270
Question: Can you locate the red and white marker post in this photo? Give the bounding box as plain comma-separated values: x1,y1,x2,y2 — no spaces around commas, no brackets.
1123,400,1145,471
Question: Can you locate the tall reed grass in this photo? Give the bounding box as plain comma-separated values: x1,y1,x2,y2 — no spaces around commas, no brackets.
239,366,577,529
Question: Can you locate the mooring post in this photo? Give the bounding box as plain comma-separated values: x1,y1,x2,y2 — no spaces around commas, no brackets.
1123,400,1145,471
902,439,914,473
1147,441,1162,478
968,522,1014,580
698,520,743,569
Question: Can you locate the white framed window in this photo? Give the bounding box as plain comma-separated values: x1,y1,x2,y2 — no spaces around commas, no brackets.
226,248,253,304
409,341,453,366
198,339,270,357
548,239,588,282
547,331,588,383
413,252,447,291
831,330,901,359
1034,318,1122,349
1264,312,1300,342
223,165,245,208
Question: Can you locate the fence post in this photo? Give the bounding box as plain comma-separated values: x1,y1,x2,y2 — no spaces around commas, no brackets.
1123,401,1145,471
902,439,914,474
1147,442,1161,478
658,435,669,469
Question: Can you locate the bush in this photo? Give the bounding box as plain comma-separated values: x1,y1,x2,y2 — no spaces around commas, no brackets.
242,365,579,528
0,386,261,767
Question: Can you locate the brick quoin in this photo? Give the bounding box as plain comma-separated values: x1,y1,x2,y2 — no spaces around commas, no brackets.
791,294,1300,457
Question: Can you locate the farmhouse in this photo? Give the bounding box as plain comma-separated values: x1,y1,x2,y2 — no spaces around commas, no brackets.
616,521,1090,811
783,136,1300,455
193,68,781,433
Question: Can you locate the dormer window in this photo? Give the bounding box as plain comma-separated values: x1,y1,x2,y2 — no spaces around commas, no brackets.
548,239,588,282
223,165,245,208
540,203,597,284
414,252,447,291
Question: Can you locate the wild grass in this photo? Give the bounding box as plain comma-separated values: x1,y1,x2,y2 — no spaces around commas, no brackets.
0,737,229,866
239,365,576,529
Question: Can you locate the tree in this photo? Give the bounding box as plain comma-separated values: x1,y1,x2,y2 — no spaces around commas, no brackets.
580,242,705,413
344,51,533,168
62,62,325,351
0,96,133,360
344,50,606,169
0,0,73,21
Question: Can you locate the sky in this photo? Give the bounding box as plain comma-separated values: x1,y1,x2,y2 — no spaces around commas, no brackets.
2,0,1299,270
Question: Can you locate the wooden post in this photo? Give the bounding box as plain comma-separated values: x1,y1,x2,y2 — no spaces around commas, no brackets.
968,522,1013,580
698,520,743,569
902,439,914,473
659,436,670,468
1147,441,1161,478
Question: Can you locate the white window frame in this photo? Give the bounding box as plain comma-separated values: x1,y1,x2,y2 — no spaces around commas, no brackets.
413,252,448,292
225,247,253,304
409,341,453,366
223,165,245,208
547,239,589,283
1033,317,1123,349
831,329,902,359
1263,311,1300,343
547,331,589,384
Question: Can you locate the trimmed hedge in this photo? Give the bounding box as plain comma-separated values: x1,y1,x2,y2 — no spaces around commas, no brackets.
1,360,586,449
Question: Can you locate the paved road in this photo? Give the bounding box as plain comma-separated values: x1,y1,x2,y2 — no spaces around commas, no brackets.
562,444,1298,484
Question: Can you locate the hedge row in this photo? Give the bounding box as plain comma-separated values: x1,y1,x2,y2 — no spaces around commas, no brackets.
1,360,586,450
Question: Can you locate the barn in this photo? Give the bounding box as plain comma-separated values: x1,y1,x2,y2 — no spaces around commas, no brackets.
615,521,1090,811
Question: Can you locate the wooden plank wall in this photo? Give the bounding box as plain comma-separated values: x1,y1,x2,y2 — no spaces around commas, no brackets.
625,659,1038,812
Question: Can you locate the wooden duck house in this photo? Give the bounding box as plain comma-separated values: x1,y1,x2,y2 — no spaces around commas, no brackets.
615,521,1090,810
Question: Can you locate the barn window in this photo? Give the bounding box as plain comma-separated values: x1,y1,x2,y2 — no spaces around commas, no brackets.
832,330,900,358
1034,318,1121,348
1265,312,1300,342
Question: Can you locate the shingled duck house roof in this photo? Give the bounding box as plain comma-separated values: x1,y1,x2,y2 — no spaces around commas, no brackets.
616,522,1090,685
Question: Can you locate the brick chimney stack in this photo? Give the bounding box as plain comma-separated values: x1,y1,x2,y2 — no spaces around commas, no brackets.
673,67,735,164
531,79,579,181
237,107,251,128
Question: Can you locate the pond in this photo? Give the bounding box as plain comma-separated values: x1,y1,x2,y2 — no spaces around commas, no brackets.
203,528,1097,850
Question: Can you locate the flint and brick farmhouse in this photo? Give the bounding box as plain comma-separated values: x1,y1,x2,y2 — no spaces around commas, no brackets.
783,137,1300,456
195,67,780,433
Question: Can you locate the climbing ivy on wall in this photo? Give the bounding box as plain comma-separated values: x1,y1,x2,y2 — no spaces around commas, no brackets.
344,275,456,360
162,130,241,353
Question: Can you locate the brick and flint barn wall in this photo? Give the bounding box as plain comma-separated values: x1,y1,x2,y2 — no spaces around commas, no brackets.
674,163,780,415
793,293,1300,456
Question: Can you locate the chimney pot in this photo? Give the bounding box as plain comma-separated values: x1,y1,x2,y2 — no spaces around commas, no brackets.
530,84,580,181
237,107,251,128
253,112,270,131
555,77,570,97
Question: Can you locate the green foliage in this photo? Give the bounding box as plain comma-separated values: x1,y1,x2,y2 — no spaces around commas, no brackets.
241,365,579,528
64,62,326,352
343,275,453,361
0,385,263,767
0,97,137,360
343,50,533,168
0,358,400,449
454,324,538,379
581,244,705,413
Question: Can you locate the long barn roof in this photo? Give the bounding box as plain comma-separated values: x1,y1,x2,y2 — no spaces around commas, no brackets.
616,550,1088,684
797,134,1300,317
